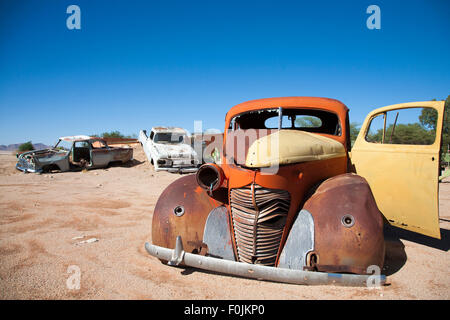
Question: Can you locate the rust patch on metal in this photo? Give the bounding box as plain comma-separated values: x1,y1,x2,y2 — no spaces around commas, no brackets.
230,184,290,266
302,173,385,274
152,174,226,254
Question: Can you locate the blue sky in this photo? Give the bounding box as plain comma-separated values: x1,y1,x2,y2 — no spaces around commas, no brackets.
0,0,449,145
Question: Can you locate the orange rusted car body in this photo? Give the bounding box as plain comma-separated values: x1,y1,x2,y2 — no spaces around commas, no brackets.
148,97,416,285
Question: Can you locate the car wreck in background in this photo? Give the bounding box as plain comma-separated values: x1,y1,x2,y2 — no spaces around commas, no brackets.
145,97,445,286
16,135,133,173
191,132,223,164
139,127,199,173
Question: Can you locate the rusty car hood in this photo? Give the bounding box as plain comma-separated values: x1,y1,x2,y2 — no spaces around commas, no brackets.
18,148,68,161
16,148,68,173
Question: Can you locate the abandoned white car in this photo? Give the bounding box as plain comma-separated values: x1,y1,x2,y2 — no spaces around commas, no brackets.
139,127,199,173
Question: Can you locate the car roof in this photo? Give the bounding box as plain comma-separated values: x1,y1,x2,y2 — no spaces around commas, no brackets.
225,97,349,124
59,135,104,142
151,127,187,134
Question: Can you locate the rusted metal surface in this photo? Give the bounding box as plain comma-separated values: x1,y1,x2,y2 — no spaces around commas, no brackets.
224,97,350,151
102,137,139,145
151,174,227,254
230,184,290,266
145,238,386,287
302,173,385,274
147,97,388,282
196,163,225,193
222,156,348,266
90,146,133,167
59,135,93,142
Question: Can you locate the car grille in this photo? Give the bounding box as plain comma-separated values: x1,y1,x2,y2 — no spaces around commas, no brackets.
18,157,35,170
230,184,290,266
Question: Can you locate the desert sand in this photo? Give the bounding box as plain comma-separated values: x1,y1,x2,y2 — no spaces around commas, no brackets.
0,146,449,299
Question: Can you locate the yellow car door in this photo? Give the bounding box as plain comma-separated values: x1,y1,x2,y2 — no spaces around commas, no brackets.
350,101,445,239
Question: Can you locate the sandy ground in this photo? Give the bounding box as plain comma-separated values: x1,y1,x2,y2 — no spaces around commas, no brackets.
0,146,449,300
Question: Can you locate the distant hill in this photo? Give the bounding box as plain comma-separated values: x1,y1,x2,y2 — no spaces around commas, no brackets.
0,143,51,151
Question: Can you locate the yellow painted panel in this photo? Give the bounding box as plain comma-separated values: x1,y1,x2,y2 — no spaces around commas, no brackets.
351,101,445,239
245,130,346,167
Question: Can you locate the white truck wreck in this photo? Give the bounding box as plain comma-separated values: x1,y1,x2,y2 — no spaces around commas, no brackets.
139,127,199,173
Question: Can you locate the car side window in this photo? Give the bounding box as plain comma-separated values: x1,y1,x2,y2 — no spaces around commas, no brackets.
91,140,107,148
74,141,90,148
150,131,155,140
365,107,437,145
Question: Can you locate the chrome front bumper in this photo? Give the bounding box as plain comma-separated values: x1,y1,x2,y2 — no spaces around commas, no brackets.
145,236,386,287
167,167,198,173
15,162,40,173
156,166,198,173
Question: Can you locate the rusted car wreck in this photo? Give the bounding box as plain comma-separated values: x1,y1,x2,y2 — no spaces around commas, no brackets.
16,135,133,173
145,97,445,286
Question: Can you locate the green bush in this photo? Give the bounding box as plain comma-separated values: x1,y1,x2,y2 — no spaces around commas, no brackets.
91,131,137,139
18,141,34,152
444,153,450,163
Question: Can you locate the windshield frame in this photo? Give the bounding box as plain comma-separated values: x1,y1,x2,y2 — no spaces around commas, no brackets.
227,107,342,136
53,139,73,152
153,132,188,144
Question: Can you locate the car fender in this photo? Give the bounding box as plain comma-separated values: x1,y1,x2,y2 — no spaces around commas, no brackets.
151,174,227,255
297,173,385,274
